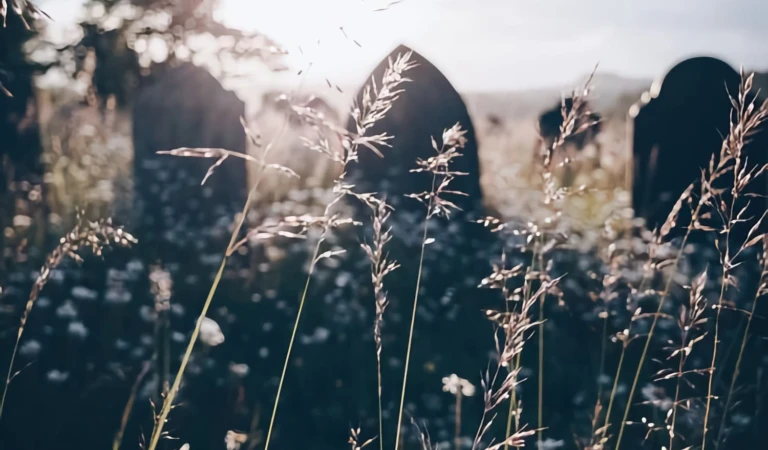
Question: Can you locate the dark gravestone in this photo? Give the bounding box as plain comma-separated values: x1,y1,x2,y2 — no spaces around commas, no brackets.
346,44,484,221
131,63,248,259
536,97,603,185
322,44,498,448
631,56,768,239
538,97,602,157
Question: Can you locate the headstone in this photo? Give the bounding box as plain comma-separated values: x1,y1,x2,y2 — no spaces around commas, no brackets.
345,44,484,221
131,62,248,258
631,56,768,239
537,97,602,155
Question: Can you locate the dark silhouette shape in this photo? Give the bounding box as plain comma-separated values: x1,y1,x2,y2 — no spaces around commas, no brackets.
631,56,768,238
131,62,248,257
345,44,484,219
1,3,48,269
537,97,602,156
75,24,141,109
530,98,602,186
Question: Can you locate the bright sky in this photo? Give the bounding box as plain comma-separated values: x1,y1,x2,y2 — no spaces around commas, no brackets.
40,0,768,92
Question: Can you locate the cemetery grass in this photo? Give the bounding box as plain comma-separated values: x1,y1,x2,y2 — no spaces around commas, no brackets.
2,66,768,450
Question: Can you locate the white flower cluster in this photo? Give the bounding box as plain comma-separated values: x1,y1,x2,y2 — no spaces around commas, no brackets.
442,373,475,397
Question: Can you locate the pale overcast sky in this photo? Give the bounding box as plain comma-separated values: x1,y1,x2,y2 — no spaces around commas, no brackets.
40,0,768,92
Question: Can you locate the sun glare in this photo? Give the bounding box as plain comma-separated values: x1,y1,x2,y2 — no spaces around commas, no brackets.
214,0,423,86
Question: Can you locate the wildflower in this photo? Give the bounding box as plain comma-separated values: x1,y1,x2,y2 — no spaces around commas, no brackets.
47,370,70,383
71,286,98,301
199,317,225,347
442,374,475,397
224,430,247,450
56,300,78,319
228,363,249,378
19,340,41,358
537,439,565,450
68,321,89,339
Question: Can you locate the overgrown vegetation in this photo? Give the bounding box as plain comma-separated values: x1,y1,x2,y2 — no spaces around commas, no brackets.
2,4,768,450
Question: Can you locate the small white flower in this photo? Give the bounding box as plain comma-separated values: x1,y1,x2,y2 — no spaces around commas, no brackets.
126,259,144,274
224,430,247,450
19,340,42,358
106,286,132,304
229,363,250,378
442,374,475,397
200,317,225,346
460,379,476,397
13,215,32,228
72,286,98,301
537,438,565,449
68,321,89,339
47,370,70,383
56,300,78,319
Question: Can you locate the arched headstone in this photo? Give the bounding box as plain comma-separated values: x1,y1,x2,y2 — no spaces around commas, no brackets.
345,44,483,220
631,56,768,238
131,62,248,257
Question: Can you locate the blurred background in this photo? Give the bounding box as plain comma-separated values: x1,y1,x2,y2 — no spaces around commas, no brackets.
2,1,768,450
17,0,768,234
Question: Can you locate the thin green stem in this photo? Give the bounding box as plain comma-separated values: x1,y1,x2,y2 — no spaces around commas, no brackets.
505,251,534,450
703,201,735,450
455,392,462,450
588,314,609,442
669,345,685,450
163,317,170,395
603,344,626,433
377,355,385,450
597,315,608,401
714,251,763,448
608,237,668,429
537,293,545,444
712,315,745,390
536,235,546,445
113,362,151,450
263,242,322,450
0,336,20,420
614,224,694,450
394,198,432,450
701,280,727,450
504,354,523,450
147,253,229,450
146,136,276,450
715,267,764,448
504,361,517,450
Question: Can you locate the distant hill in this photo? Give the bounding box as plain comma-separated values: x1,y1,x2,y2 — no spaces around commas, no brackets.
260,69,768,127
234,72,653,125
462,72,651,123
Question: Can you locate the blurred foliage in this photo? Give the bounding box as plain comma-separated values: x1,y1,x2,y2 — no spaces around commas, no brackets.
1,1,49,273
0,0,290,253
